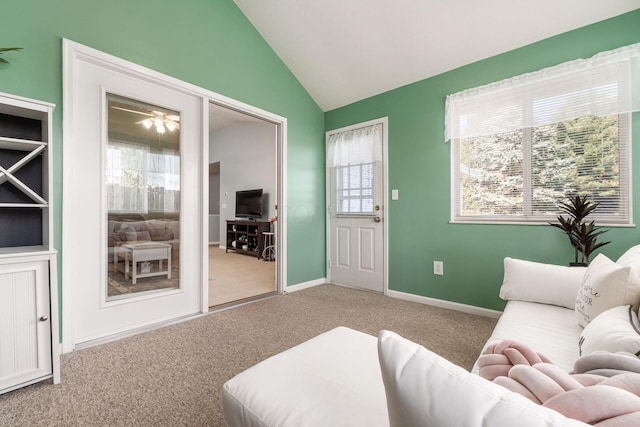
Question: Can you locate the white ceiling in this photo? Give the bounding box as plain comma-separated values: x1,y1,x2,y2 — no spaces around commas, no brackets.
209,103,266,132
234,0,640,112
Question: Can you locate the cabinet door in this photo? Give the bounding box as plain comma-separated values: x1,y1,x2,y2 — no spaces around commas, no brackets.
0,260,52,393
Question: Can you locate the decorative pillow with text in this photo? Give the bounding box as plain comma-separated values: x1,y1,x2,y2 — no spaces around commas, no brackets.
575,254,640,327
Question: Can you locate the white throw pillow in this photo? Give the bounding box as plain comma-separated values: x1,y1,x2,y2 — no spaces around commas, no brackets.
575,254,640,327
377,330,586,427
500,257,586,309
579,305,640,356
617,244,640,277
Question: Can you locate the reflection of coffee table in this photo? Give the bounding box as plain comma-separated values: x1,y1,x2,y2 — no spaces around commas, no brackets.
115,242,172,284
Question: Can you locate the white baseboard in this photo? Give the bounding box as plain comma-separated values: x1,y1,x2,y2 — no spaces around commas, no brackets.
387,290,502,319
285,278,326,293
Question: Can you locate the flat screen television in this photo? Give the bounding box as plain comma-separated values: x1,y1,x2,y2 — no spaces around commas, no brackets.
235,189,263,219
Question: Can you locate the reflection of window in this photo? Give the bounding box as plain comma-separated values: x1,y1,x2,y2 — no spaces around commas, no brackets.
336,162,374,214
106,141,180,213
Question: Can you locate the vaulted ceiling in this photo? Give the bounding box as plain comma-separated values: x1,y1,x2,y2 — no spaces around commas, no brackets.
234,1,640,112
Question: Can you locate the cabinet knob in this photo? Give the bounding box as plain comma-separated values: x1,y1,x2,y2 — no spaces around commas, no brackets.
39,315,49,322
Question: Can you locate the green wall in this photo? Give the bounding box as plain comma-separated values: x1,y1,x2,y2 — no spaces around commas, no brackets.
3,2,640,319
1,0,326,313
326,9,640,310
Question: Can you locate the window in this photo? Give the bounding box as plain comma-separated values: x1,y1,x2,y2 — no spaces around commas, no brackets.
336,162,374,214
326,124,382,215
446,43,640,224
106,142,180,213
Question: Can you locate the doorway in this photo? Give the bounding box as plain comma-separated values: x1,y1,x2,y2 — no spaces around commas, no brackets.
207,103,278,307
326,118,388,293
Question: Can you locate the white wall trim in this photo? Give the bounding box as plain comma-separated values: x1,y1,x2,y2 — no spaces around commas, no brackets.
387,290,502,319
285,278,325,293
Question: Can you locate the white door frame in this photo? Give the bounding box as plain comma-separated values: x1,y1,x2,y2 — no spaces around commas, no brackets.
62,40,287,353
325,117,389,294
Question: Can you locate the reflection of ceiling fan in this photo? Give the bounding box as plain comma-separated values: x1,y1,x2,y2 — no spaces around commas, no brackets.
111,106,180,134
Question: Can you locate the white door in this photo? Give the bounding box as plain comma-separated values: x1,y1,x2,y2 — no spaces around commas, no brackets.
327,120,386,292
63,42,203,347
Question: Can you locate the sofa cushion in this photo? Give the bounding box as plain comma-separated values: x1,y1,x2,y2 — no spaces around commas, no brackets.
575,254,640,327
116,224,138,242
500,257,586,309
473,301,582,374
128,221,150,232
579,305,640,356
617,244,640,277
149,229,172,241
378,330,587,427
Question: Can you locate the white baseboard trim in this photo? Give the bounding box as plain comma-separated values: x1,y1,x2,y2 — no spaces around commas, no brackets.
387,290,502,319
285,278,326,293
73,312,203,351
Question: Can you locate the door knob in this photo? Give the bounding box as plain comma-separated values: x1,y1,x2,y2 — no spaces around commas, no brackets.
39,315,49,322
373,216,381,223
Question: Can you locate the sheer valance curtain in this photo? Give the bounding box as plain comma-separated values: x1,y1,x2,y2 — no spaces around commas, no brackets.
445,42,640,142
326,124,382,167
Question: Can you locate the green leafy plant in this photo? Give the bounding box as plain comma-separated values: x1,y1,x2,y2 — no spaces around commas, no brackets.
0,47,23,64
549,195,610,266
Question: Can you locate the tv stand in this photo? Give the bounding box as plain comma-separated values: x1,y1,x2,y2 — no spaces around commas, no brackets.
226,219,270,259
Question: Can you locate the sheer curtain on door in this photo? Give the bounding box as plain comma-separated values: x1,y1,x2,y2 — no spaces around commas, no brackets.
327,124,382,214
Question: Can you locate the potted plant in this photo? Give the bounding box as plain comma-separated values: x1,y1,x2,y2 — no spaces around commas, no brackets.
0,48,22,65
549,195,610,266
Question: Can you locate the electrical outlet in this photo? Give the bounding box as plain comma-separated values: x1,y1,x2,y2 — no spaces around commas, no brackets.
433,260,444,276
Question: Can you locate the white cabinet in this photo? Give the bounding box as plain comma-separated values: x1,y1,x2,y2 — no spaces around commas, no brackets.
0,253,59,393
0,92,59,394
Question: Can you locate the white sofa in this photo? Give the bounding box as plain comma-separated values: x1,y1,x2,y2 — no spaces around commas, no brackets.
223,248,640,426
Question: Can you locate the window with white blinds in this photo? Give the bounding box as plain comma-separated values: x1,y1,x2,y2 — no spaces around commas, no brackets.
336,162,375,214
446,43,640,224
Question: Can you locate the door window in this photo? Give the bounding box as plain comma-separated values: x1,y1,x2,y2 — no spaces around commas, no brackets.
106,94,181,300
336,162,374,214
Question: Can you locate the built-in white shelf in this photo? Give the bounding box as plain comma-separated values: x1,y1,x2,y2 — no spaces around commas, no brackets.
0,91,59,395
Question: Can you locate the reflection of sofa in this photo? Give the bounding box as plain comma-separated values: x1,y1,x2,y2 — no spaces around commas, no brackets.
107,219,179,261
223,247,640,426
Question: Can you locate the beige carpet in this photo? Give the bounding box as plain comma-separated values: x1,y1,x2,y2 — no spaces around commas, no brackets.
0,284,497,426
208,245,276,307
107,245,275,306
